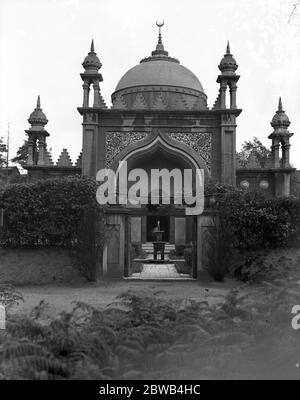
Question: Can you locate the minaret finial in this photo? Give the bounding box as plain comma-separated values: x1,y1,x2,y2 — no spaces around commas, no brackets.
278,96,283,111
156,20,164,45
90,39,94,53
226,40,231,54
37,95,41,108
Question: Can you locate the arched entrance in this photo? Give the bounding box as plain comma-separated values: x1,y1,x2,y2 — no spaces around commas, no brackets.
112,134,204,279
103,133,216,280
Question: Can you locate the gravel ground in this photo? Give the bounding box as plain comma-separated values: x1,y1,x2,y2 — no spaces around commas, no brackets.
10,278,239,317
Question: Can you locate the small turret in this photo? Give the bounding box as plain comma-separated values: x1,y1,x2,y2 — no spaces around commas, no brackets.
269,97,293,169
216,41,240,109
25,96,49,166
80,40,107,108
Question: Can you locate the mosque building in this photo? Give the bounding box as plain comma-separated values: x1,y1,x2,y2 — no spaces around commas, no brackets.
23,24,297,278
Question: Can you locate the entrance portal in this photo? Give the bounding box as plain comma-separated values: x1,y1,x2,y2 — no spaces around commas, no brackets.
146,216,170,242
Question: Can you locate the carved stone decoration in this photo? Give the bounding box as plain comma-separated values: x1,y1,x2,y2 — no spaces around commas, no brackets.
259,180,269,190
112,94,127,109
106,132,148,167
85,113,97,123
132,93,147,109
168,132,211,168
152,93,167,109
222,113,236,124
173,95,187,110
240,180,250,189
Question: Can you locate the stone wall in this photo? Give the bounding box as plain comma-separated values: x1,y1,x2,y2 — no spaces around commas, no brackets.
0,248,84,285
291,170,300,197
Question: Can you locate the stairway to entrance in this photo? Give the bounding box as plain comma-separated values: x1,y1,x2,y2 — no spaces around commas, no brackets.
129,263,192,280
127,242,193,280
141,242,175,260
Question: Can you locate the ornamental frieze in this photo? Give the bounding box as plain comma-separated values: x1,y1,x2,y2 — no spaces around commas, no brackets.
106,131,212,169
105,132,148,167
168,132,211,168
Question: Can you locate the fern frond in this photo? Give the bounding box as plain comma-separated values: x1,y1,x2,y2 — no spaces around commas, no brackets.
0,341,48,361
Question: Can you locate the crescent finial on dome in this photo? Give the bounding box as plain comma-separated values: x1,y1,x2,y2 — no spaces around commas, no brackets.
156,20,164,45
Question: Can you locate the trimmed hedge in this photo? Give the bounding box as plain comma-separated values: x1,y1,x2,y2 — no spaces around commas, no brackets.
205,183,300,250
1,177,299,254
0,176,103,248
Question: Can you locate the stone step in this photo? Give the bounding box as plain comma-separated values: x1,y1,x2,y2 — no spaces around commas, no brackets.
142,246,175,250
129,263,191,280
142,243,175,250
143,246,175,248
142,249,174,255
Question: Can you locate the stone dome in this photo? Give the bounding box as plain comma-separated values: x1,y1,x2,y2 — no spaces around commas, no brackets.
115,60,205,93
111,30,207,110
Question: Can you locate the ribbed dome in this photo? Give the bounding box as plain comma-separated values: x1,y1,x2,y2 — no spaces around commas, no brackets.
115,60,204,93
271,97,290,129
26,96,49,136
28,96,48,127
82,40,102,73
218,41,238,75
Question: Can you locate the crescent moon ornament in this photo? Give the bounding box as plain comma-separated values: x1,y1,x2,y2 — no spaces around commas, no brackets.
156,20,164,28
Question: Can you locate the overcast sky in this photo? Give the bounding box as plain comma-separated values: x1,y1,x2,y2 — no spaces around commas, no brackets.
0,0,299,168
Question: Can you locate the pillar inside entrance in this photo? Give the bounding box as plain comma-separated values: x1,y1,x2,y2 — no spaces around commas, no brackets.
130,216,141,243
175,217,186,245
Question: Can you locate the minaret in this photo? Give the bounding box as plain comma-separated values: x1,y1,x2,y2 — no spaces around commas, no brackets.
268,97,294,196
79,40,107,176
25,96,49,166
215,42,242,185
217,41,240,109
80,40,107,108
269,97,293,168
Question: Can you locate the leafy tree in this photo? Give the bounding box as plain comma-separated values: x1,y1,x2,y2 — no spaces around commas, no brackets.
11,140,53,168
237,137,271,168
0,137,8,167
11,140,28,167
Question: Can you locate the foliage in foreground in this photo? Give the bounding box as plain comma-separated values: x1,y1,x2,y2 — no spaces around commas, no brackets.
1,284,300,380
